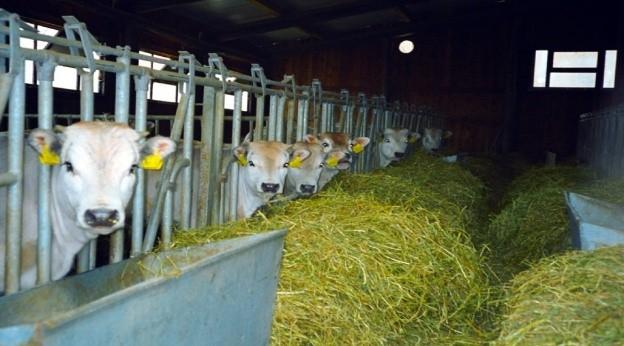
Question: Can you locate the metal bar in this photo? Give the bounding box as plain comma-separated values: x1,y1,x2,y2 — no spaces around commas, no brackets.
254,95,265,140
320,103,329,133
276,95,286,142
286,98,295,144
79,71,94,121
229,89,243,221
161,158,191,248
35,58,54,284
110,47,131,264
143,93,189,252
0,172,17,186
180,53,195,229
197,85,215,227
296,98,305,141
4,48,25,294
267,94,278,141
130,74,150,257
210,89,225,224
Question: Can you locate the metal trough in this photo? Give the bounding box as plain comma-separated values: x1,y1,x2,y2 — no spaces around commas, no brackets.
0,230,286,346
565,192,624,250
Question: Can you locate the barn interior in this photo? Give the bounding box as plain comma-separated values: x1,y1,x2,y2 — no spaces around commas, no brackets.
1,0,623,344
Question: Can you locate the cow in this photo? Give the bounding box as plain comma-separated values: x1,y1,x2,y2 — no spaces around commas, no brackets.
421,128,452,153
284,135,328,197
316,132,370,190
378,128,420,168
0,122,175,292
233,140,301,218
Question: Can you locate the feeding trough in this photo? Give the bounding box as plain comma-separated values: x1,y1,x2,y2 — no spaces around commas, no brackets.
0,230,286,346
565,192,624,250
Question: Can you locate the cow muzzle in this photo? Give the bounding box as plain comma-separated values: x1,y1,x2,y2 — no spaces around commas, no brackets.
300,184,316,194
84,208,120,228
394,152,405,158
261,183,280,193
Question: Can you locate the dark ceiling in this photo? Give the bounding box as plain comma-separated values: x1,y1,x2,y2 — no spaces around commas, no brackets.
100,0,509,56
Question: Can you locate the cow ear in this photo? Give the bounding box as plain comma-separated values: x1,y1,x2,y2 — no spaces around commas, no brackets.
291,148,311,161
303,134,318,144
409,132,421,143
324,151,345,168
233,143,249,166
353,137,370,147
28,129,61,154
143,136,176,158
28,129,64,166
443,130,453,139
398,129,409,136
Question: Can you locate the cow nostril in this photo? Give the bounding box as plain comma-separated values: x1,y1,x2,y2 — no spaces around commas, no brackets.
394,152,405,158
300,184,316,194
261,183,280,193
84,208,119,227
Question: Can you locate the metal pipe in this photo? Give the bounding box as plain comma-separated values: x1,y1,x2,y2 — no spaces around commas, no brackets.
197,85,215,227
131,73,150,257
276,95,286,142
180,53,195,229
79,70,94,121
161,158,190,248
286,98,295,144
110,47,130,264
296,98,305,141
4,53,25,294
35,58,54,284
267,94,278,141
254,95,264,141
210,89,225,224
229,89,242,221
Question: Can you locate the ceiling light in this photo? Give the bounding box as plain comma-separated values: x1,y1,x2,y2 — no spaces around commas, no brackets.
399,40,414,54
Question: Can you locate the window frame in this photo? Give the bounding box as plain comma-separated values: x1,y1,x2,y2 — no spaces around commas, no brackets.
531,49,618,90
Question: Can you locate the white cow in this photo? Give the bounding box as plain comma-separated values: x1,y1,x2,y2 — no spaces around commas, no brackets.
317,132,370,190
233,140,300,218
0,122,175,292
421,128,452,153
378,128,420,168
284,135,328,197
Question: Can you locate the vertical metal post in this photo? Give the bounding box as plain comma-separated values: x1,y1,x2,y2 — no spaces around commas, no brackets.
198,85,215,226
296,97,305,141
130,74,150,257
267,94,278,141
251,64,266,141
110,46,130,263
208,54,227,225
276,94,286,142
77,68,95,273
229,89,242,221
35,58,55,285
302,95,310,136
320,103,329,133
284,75,296,144
5,20,25,293
180,52,195,229
311,79,321,135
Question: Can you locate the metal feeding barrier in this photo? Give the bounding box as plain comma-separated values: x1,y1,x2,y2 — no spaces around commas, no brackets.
0,8,442,298
577,105,624,178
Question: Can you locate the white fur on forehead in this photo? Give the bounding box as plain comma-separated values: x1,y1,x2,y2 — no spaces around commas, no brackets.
61,122,141,163
247,141,290,160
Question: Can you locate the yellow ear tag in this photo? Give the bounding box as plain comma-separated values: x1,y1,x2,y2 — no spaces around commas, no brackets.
141,151,164,170
39,144,60,166
326,155,339,168
352,143,364,154
237,153,248,166
289,155,303,168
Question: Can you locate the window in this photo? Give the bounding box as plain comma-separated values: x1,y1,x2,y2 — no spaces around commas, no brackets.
138,51,180,103
533,50,618,89
215,74,249,111
21,22,101,92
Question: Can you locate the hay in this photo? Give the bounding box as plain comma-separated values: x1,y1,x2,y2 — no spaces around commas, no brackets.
495,246,624,345
173,189,492,344
577,177,624,205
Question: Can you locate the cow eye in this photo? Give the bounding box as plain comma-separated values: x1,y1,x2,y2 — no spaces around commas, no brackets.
248,160,255,167
319,163,325,168
63,161,74,174
384,138,390,143
322,142,329,148
283,162,289,168
129,164,139,175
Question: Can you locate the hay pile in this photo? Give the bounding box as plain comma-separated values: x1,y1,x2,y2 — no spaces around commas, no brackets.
173,154,494,344
174,192,491,344
486,166,593,280
495,246,624,345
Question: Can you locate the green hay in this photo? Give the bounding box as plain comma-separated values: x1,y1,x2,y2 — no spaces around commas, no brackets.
577,177,624,205
495,246,624,345
173,190,492,345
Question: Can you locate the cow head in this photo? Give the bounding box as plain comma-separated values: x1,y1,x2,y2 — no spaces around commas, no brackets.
28,122,176,235
286,135,327,195
233,140,290,197
379,128,418,163
421,128,452,153
317,132,370,170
